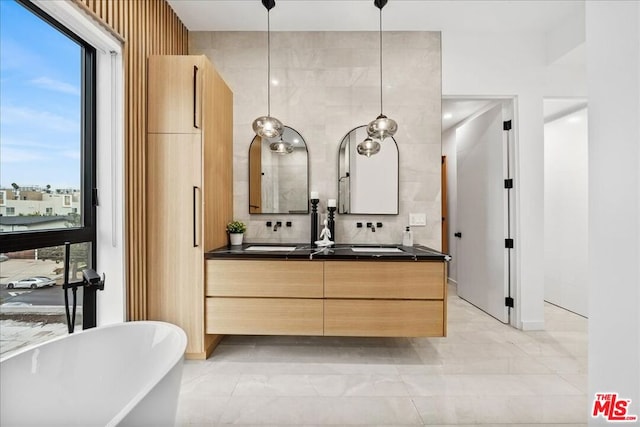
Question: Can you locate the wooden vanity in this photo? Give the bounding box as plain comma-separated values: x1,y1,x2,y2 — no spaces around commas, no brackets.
205,245,448,341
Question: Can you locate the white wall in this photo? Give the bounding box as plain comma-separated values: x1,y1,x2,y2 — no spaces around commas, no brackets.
586,2,640,422
544,108,588,317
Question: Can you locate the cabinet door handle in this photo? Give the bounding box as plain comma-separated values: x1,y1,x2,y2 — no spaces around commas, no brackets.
193,186,200,247
192,65,199,129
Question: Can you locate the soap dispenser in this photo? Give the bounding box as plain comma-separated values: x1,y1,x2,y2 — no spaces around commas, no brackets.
402,226,413,247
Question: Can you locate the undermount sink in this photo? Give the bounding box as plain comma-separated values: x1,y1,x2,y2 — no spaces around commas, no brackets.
350,247,404,253
245,246,297,252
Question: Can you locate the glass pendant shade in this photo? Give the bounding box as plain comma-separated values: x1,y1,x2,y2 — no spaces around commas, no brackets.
357,137,381,157
269,138,294,155
253,115,283,139
367,114,398,139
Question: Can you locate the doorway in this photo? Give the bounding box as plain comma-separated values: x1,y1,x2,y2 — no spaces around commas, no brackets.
442,97,516,325
543,98,588,317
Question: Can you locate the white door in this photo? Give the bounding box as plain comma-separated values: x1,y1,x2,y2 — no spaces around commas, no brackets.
456,104,510,323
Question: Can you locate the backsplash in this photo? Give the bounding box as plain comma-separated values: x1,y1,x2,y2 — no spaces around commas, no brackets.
190,31,442,249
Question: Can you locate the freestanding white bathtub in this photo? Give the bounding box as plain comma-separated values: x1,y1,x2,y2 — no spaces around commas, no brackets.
0,321,187,427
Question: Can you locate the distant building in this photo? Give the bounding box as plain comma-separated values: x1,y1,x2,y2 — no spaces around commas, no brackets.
0,186,80,218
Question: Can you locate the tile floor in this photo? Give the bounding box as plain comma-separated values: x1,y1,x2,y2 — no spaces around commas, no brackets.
176,286,588,426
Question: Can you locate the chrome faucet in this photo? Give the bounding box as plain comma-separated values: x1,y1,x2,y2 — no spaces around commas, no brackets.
273,221,282,231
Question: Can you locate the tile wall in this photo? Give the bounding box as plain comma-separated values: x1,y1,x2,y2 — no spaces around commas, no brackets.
191,31,442,249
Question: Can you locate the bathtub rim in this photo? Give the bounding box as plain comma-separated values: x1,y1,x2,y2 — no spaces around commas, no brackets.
0,320,187,426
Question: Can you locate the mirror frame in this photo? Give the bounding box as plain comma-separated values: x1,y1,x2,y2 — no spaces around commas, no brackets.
337,125,400,215
248,126,310,215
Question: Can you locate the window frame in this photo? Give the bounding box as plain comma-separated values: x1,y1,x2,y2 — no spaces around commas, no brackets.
1,0,97,256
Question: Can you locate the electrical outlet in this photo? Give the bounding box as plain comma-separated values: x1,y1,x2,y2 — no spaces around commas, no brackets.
409,213,427,226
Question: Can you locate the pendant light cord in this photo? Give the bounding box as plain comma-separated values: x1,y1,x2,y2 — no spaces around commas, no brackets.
267,9,271,117
379,6,383,116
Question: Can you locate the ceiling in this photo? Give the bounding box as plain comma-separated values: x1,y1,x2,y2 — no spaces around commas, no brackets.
543,98,588,123
441,99,495,132
167,0,584,33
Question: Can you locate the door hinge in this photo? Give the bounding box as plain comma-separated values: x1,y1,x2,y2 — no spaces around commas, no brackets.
505,296,514,308
505,238,514,249
503,120,512,131
504,178,513,189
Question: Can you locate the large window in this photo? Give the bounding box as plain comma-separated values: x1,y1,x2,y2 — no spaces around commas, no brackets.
0,0,96,253
0,0,97,354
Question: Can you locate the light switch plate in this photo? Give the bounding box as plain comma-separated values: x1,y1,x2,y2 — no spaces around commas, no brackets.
409,213,427,226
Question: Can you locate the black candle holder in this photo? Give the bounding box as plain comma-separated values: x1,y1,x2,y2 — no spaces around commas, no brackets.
310,198,319,247
327,206,336,243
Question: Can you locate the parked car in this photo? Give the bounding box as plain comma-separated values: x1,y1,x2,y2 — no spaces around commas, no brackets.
6,276,55,289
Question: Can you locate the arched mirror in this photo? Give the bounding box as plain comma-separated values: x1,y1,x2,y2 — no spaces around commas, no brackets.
338,126,399,214
249,126,309,214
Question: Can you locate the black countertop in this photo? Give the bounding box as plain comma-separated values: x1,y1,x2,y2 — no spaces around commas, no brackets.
205,243,451,261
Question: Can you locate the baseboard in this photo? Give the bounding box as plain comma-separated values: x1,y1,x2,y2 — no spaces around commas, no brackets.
520,320,545,331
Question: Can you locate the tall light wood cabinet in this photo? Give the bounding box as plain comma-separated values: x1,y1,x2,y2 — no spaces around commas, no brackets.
147,55,233,359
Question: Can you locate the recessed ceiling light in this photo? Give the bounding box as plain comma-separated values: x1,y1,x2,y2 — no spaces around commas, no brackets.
271,79,279,86
443,112,453,120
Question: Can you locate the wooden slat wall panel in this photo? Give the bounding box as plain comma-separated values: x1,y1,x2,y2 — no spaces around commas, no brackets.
75,0,188,320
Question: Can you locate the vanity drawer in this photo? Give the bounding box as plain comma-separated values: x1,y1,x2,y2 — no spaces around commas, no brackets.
324,299,444,337
206,297,323,335
206,260,323,298
324,261,444,299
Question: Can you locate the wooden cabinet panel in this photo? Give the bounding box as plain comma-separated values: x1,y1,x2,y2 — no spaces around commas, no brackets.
206,260,324,298
147,133,204,354
324,300,444,337
148,55,203,134
324,261,444,299
206,298,323,335
203,67,233,251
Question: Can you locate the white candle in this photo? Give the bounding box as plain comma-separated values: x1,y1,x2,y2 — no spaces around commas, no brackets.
328,199,336,207
310,191,319,200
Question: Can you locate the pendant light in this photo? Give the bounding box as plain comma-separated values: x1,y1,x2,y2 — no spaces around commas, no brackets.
252,0,284,139
356,136,381,157
365,0,397,140
269,136,294,155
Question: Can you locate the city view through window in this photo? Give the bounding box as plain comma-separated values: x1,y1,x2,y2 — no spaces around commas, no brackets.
1,0,91,355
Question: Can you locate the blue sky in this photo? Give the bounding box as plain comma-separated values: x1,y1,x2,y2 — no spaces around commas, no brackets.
0,0,81,190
